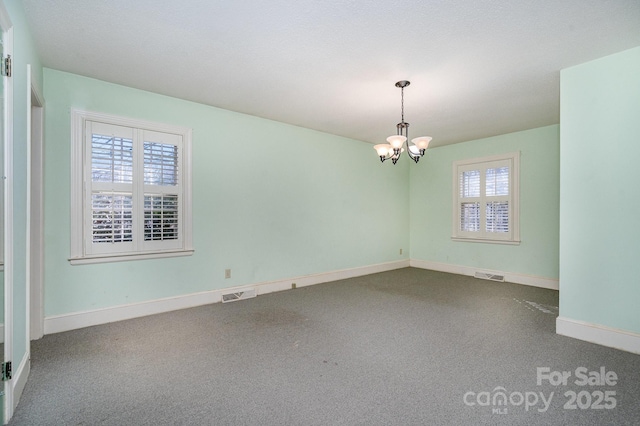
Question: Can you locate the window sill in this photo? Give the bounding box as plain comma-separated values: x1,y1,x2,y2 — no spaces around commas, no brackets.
69,249,194,265
451,237,520,245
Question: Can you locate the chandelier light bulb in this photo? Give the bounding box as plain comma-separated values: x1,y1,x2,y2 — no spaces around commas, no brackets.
386,135,406,149
374,144,391,157
412,136,432,150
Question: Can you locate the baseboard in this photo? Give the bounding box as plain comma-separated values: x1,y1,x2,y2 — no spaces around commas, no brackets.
556,317,640,355
410,259,559,290
44,260,409,335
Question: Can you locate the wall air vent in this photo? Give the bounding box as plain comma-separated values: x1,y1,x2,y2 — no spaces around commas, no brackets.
474,272,505,282
221,288,257,303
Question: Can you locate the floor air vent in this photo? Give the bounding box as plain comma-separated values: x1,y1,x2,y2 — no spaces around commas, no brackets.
222,288,257,303
474,272,505,282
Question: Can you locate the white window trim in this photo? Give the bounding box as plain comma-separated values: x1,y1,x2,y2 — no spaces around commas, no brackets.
70,109,193,264
452,152,520,245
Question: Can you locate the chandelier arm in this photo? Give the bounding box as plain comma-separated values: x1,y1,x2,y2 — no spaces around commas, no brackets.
406,144,421,161
378,149,398,162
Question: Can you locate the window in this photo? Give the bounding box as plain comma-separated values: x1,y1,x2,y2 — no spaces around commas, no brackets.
71,110,193,264
452,152,520,244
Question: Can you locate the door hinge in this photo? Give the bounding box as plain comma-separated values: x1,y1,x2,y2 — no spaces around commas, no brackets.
2,55,11,77
1,362,11,381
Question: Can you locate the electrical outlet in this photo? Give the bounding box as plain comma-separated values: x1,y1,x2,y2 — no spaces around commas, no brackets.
400,248,403,255
225,269,231,279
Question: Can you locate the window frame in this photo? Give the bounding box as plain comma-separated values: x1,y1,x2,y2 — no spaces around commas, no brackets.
452,152,520,245
70,109,193,264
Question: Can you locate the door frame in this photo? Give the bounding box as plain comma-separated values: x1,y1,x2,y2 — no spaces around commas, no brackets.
0,3,14,423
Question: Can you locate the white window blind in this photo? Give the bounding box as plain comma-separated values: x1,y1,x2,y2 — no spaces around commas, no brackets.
452,153,520,244
71,110,193,263
139,130,182,252
91,193,133,244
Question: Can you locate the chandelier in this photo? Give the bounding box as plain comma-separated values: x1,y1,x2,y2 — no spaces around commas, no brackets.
374,80,432,164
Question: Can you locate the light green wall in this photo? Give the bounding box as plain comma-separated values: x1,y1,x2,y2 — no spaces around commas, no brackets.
559,46,640,334
43,68,410,317
5,0,43,371
410,125,560,280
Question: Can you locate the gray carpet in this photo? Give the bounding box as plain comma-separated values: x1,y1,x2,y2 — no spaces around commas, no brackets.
8,268,640,425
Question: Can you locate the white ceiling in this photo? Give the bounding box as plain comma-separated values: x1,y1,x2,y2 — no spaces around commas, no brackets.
21,0,640,147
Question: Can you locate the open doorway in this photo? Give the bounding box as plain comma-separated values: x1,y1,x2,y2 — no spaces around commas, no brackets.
28,71,44,341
